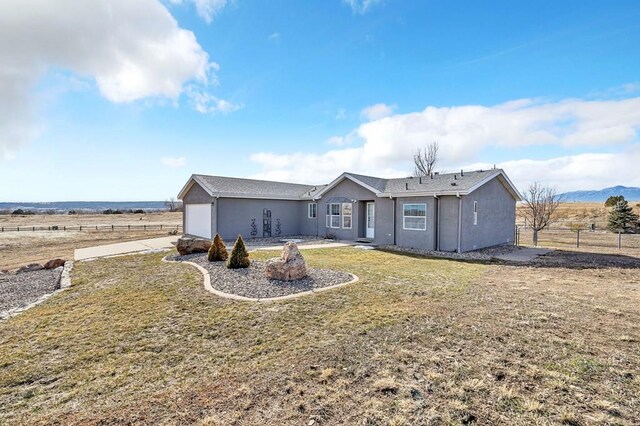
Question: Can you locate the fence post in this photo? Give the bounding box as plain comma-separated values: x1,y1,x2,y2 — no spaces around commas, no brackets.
618,231,622,249
112,225,114,231
160,224,162,230
144,225,146,231
576,229,580,248
128,225,130,230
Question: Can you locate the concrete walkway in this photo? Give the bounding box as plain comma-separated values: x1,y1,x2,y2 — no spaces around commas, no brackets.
74,236,179,260
494,247,551,262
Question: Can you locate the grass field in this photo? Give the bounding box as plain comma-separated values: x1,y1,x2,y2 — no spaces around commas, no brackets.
1,248,638,424
0,212,181,270
516,202,640,229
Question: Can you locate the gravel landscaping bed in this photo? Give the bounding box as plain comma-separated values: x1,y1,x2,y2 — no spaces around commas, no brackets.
0,268,63,312
241,235,335,247
171,253,353,299
377,243,518,260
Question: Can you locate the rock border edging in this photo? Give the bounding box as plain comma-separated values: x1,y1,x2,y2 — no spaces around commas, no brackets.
0,261,74,321
162,256,359,302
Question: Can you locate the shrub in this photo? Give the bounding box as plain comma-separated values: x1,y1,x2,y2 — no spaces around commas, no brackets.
208,234,229,262
11,209,24,215
67,210,77,215
133,209,145,214
227,235,250,269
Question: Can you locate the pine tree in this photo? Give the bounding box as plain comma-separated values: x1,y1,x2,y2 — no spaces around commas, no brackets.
608,199,639,233
207,234,229,262
227,235,251,269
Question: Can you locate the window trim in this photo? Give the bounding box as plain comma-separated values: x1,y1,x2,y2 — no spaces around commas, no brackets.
341,202,352,229
308,202,317,219
402,203,427,231
473,201,478,225
326,203,341,228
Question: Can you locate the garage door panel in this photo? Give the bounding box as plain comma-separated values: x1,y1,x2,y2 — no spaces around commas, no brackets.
185,204,211,239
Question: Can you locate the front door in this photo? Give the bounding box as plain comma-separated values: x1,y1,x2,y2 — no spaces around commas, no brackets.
366,202,375,239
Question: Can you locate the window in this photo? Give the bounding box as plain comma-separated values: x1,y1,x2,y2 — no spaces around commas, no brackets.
342,203,352,229
308,203,317,218
403,203,426,230
473,201,478,225
326,203,341,228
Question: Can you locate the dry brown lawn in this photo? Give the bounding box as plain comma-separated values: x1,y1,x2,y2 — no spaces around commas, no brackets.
0,212,181,270
516,202,640,229
1,248,638,425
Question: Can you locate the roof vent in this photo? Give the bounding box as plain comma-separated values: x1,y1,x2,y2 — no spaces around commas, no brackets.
434,172,439,175
460,169,464,176
451,182,457,186
479,169,484,173
430,173,433,179
405,182,409,190
419,176,423,184
454,174,457,180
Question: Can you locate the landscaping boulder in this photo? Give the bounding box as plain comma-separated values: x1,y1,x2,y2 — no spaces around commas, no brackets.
44,258,66,269
17,263,44,274
265,242,308,281
176,237,211,255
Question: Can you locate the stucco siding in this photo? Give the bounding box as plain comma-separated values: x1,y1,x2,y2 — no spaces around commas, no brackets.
299,201,320,236
216,198,302,241
316,178,395,244
182,182,214,204
438,195,460,252
319,178,377,240
395,196,437,250
460,177,516,251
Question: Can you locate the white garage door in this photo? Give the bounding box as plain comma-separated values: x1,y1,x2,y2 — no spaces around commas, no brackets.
185,204,211,239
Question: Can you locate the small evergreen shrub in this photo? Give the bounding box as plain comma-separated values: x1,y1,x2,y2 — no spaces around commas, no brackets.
608,199,640,233
227,235,250,269
208,233,229,262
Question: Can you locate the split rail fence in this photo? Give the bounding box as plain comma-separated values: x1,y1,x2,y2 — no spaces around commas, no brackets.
0,224,182,233
516,226,640,250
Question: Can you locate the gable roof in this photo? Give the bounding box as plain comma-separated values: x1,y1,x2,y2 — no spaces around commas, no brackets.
178,174,326,200
178,169,522,202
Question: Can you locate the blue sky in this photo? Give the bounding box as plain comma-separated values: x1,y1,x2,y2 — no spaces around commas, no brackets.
0,0,639,201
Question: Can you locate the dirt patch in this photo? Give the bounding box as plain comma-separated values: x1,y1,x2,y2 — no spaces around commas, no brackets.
532,249,640,269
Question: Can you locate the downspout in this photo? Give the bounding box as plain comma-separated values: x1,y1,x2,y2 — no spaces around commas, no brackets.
456,193,462,253
434,194,439,251
390,195,396,245
214,195,219,239
313,196,319,237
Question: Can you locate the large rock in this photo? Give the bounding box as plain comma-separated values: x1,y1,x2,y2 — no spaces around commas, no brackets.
17,263,44,273
176,237,211,255
44,258,66,269
265,242,308,281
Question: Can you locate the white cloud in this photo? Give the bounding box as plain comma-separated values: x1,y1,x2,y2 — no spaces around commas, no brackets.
161,156,187,168
336,108,347,120
343,0,384,14
169,0,228,23
465,147,640,193
268,32,281,41
0,0,230,160
250,95,640,191
188,89,244,114
360,103,397,121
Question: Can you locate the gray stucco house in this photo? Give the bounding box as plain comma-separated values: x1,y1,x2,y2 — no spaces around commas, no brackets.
177,168,521,253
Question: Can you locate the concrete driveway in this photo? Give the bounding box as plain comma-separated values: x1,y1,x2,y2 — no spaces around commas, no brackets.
74,236,179,260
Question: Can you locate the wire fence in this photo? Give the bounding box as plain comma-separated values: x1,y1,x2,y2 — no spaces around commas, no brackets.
516,226,640,250
0,224,182,233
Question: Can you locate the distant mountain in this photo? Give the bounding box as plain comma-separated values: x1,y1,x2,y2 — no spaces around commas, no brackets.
560,186,640,202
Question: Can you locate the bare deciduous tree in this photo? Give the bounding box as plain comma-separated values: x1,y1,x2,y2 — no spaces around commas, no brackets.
521,182,562,246
413,141,439,177
165,196,181,212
